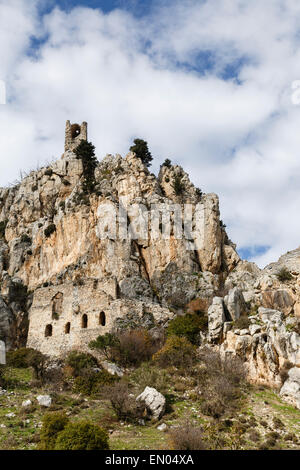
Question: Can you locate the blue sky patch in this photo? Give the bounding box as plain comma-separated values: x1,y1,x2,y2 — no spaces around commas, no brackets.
238,245,271,261
41,0,155,16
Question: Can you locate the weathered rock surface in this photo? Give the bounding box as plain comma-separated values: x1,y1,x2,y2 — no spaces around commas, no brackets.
36,395,52,407
280,367,300,410
136,386,166,420
22,399,32,408
0,340,5,364
0,128,241,354
224,287,246,321
208,297,226,343
101,361,124,377
0,121,300,411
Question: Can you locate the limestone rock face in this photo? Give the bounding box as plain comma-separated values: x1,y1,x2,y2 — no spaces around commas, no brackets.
0,149,240,353
224,287,246,321
208,297,226,343
1,131,300,411
280,368,300,410
136,386,166,420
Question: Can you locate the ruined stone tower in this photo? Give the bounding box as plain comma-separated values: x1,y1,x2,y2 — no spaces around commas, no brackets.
64,120,88,152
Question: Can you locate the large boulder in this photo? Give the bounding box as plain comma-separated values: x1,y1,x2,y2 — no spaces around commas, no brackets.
280,368,300,410
261,289,294,316
0,340,5,365
136,386,166,420
101,361,124,377
208,297,226,343
36,395,52,408
224,287,246,321
0,296,13,349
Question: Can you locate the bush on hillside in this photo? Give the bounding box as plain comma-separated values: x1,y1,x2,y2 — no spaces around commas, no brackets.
276,267,293,282
167,313,207,344
91,329,161,368
74,140,98,193
129,138,153,167
65,351,98,377
104,382,144,423
130,363,169,395
6,348,47,380
39,412,69,450
89,333,119,360
55,421,109,450
169,422,206,450
153,336,197,369
172,173,185,196
73,369,118,396
197,348,246,418
44,224,56,238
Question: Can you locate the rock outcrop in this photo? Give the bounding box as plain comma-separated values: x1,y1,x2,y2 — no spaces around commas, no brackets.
0,123,239,355
136,386,166,420
0,121,299,410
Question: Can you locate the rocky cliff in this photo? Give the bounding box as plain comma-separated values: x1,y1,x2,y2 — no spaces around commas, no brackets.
0,123,299,410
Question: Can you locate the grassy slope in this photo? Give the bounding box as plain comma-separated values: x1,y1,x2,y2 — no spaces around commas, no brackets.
0,367,299,450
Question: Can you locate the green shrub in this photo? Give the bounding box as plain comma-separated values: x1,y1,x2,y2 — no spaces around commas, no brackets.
0,220,8,239
111,329,160,368
169,422,206,450
44,224,56,238
162,158,172,168
195,188,203,199
89,333,119,360
130,363,169,394
129,138,153,167
73,369,118,395
104,382,144,423
233,316,251,331
153,336,196,369
167,313,207,344
55,421,109,450
25,348,47,380
172,173,185,196
7,348,30,368
6,348,46,379
0,365,6,388
39,412,69,450
74,140,98,193
197,348,245,418
20,234,32,244
276,267,292,282
65,351,98,377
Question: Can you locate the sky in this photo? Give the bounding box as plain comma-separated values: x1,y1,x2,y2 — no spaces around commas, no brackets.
1,0,300,268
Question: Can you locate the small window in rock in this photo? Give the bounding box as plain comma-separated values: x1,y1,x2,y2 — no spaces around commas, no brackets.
45,324,52,337
81,314,88,329
65,322,71,334
52,292,63,320
99,311,106,326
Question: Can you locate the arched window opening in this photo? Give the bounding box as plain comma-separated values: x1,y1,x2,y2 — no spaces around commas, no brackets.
65,322,71,334
99,311,106,326
81,314,88,329
45,324,52,337
71,123,81,139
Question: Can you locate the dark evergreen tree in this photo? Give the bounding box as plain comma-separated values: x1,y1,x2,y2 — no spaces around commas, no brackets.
74,140,97,193
129,138,153,167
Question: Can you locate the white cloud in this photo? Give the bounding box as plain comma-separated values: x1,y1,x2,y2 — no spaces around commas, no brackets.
1,0,300,267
